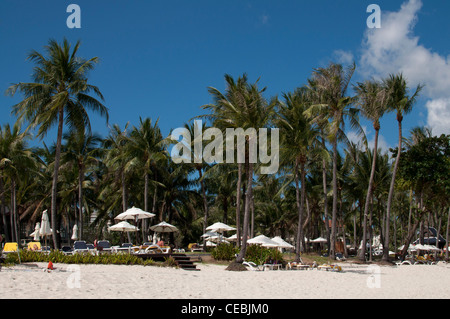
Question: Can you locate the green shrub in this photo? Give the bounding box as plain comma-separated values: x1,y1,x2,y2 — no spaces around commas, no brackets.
211,243,239,261
244,245,284,265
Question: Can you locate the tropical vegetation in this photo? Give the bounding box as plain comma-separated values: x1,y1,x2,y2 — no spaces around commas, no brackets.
1,38,449,263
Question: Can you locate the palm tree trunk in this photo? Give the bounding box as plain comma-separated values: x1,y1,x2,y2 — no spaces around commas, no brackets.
330,139,338,260
198,168,208,252
51,107,64,249
321,139,331,253
384,117,403,261
12,179,19,246
445,207,450,260
235,163,242,248
359,128,379,261
236,162,253,263
0,176,10,242
78,164,84,240
295,159,306,262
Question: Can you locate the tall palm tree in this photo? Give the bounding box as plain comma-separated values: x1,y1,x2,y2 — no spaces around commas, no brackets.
353,79,389,261
276,87,321,261
128,117,166,237
203,73,277,262
306,62,363,259
61,129,102,240
382,74,422,261
0,123,35,243
7,38,108,248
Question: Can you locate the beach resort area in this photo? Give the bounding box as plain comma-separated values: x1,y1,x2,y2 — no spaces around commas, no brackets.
1,0,450,302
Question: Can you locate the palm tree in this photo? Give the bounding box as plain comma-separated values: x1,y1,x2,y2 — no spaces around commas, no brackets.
306,62,363,259
7,38,108,248
0,123,35,243
128,117,166,237
276,87,321,261
61,129,102,240
382,74,423,261
353,79,389,261
203,73,277,262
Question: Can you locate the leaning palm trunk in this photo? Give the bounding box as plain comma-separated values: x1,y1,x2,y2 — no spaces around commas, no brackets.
198,168,208,252
78,164,84,240
51,108,64,249
295,159,306,262
235,163,242,248
359,128,380,261
236,162,253,263
383,116,403,261
330,139,338,259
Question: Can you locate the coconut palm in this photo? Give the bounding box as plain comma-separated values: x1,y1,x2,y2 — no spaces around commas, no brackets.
7,38,108,248
203,73,277,262
305,62,363,259
353,79,389,261
0,123,35,243
276,87,321,261
382,74,423,261
61,129,102,240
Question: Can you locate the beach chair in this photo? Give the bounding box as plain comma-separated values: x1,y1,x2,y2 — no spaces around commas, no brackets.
27,242,42,251
243,261,263,271
318,264,342,272
73,241,90,254
2,242,18,255
189,243,202,252
97,240,113,254
287,261,310,270
143,244,165,254
61,246,73,255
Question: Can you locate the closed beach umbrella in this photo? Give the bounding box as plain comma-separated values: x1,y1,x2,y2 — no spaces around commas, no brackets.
29,222,40,241
71,225,78,241
311,237,327,243
40,210,52,248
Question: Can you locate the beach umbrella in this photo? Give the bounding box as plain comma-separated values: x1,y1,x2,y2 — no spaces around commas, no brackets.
414,244,428,251
311,237,327,243
247,235,280,248
40,210,52,248
29,223,40,241
226,234,239,242
108,221,140,232
206,222,236,243
206,222,236,232
271,236,294,249
114,206,156,221
149,221,178,233
115,207,155,243
201,231,220,238
71,225,78,241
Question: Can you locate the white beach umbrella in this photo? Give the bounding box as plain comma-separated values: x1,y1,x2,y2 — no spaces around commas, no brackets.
311,237,327,243
226,234,239,242
271,236,294,249
247,235,280,248
29,222,40,241
71,225,78,241
206,222,236,232
414,244,428,251
201,231,220,238
114,206,156,221
108,221,139,232
115,207,155,243
149,221,178,233
40,210,52,248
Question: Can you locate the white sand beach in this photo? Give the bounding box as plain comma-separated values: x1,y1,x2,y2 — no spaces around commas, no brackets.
1,262,450,299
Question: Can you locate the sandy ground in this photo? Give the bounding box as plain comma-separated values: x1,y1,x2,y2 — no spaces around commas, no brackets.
1,261,450,299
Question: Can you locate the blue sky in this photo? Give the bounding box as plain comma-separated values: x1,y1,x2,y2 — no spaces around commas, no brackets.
1,0,449,153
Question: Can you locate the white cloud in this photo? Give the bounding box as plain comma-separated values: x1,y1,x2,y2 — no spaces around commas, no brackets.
426,98,450,136
333,50,354,65
359,0,450,135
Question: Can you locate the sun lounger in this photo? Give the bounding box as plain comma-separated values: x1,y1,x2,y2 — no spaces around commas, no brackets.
73,241,90,254
318,264,342,272
243,261,263,271
61,246,73,255
2,242,18,255
97,240,113,254
112,243,134,254
143,244,166,254
287,261,310,270
189,243,202,252
27,242,42,251
263,263,282,271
